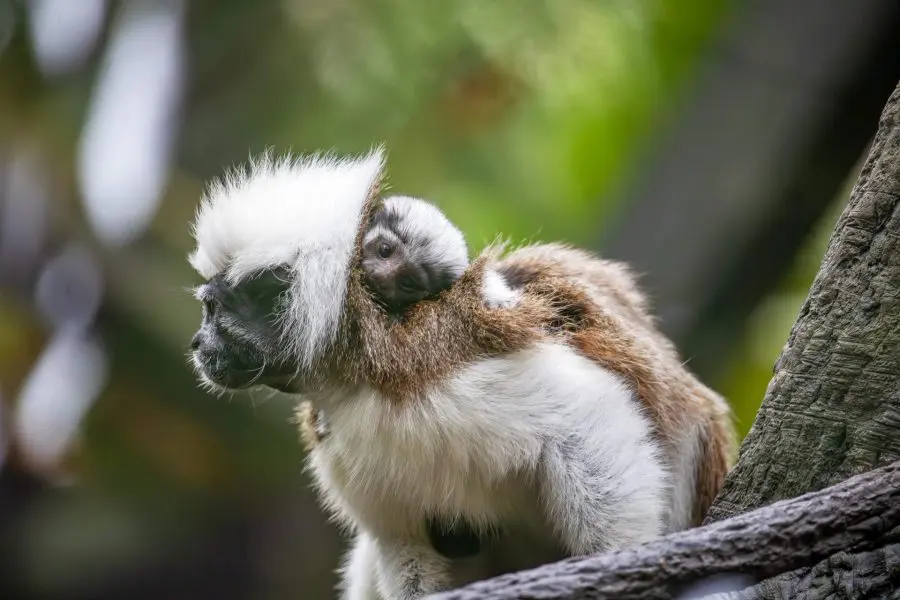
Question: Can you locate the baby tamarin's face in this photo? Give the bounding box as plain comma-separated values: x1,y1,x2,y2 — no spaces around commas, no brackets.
361,196,469,316
362,228,434,311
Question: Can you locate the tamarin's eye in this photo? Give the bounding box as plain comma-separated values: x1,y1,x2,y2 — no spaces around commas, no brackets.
378,242,393,259
398,275,418,292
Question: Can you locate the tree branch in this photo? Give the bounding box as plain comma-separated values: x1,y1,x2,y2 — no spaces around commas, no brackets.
426,461,899,600
729,543,900,600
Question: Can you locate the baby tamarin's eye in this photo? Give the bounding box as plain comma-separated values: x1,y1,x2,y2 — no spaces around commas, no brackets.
377,241,393,259
398,275,419,293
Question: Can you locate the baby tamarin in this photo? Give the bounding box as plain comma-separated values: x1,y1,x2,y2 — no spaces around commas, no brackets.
361,195,469,316
361,195,519,317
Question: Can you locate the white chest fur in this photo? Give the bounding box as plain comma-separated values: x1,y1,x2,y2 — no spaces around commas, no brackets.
304,341,670,548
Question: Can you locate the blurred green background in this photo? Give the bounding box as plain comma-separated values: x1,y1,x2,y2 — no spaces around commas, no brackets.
1,1,898,598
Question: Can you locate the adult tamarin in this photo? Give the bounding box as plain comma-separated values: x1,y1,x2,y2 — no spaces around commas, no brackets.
187,148,735,599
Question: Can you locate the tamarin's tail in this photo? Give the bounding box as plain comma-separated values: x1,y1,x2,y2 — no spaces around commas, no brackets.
692,410,736,525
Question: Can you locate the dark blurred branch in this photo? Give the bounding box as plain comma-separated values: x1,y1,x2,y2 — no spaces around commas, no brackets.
601,0,900,380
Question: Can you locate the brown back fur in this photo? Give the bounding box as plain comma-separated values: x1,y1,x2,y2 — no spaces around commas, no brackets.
306,191,735,525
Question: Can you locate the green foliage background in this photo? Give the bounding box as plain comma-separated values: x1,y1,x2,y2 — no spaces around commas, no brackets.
0,0,856,596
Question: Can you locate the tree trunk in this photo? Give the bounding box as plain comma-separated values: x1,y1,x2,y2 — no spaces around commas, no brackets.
706,79,900,521
427,80,900,600
703,78,900,599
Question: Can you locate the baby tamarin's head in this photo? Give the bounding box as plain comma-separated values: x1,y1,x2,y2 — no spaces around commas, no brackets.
361,195,469,316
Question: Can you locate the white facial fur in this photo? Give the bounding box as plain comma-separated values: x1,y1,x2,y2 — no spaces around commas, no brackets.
188,147,384,371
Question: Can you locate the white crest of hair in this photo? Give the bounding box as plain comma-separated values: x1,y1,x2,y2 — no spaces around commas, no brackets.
378,195,469,279
188,146,386,369
306,340,669,558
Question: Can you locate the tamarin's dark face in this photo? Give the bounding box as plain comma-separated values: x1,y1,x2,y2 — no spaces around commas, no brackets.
189,268,296,391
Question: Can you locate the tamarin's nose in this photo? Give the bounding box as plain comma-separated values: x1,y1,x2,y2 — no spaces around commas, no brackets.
365,274,393,299
190,332,202,351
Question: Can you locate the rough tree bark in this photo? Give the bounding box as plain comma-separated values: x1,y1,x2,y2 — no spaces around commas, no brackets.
701,80,900,597
707,80,900,522
427,80,900,600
